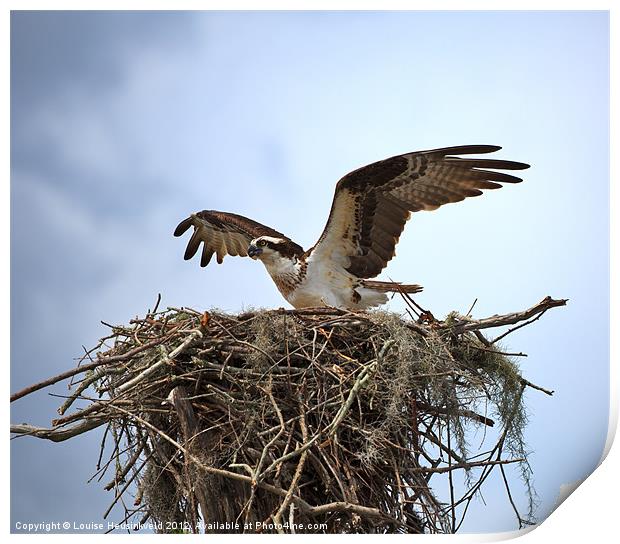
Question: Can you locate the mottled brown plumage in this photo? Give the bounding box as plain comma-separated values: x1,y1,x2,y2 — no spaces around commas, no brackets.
308,145,528,279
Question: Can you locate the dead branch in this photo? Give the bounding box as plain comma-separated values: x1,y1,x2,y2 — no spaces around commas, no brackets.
11,419,106,442
448,296,567,335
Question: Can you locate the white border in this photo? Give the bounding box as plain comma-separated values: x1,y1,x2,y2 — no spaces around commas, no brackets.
4,2,615,542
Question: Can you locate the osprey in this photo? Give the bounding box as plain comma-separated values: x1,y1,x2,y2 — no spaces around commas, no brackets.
174,145,528,309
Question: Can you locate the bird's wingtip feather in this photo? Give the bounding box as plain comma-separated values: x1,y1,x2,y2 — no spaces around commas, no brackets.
174,217,193,237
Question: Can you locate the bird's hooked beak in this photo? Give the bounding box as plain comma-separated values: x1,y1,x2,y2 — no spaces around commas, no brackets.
247,244,262,259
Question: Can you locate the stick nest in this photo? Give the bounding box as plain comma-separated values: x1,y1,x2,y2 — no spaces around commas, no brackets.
11,296,567,533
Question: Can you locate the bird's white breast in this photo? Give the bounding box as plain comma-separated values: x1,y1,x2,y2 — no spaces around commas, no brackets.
260,250,377,309
287,254,354,308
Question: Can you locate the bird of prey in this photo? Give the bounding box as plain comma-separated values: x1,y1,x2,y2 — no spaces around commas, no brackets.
174,145,528,309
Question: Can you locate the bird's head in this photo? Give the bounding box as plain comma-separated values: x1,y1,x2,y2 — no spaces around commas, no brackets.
248,236,287,262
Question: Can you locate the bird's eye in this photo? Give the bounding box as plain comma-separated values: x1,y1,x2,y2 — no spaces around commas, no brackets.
257,240,267,247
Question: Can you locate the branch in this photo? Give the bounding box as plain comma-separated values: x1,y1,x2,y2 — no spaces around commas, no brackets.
11,418,106,442
414,457,524,475
416,401,495,427
116,330,202,394
449,296,567,335
327,359,378,436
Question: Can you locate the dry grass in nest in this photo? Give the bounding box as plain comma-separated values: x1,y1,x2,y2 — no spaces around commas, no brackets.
11,295,566,533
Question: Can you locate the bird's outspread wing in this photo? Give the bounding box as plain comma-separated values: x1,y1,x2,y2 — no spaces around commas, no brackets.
174,210,300,267
308,145,530,278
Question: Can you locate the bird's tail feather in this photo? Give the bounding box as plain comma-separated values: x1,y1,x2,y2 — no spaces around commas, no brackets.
362,280,423,294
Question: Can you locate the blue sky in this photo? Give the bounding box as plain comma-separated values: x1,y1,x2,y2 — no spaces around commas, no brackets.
10,11,609,533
